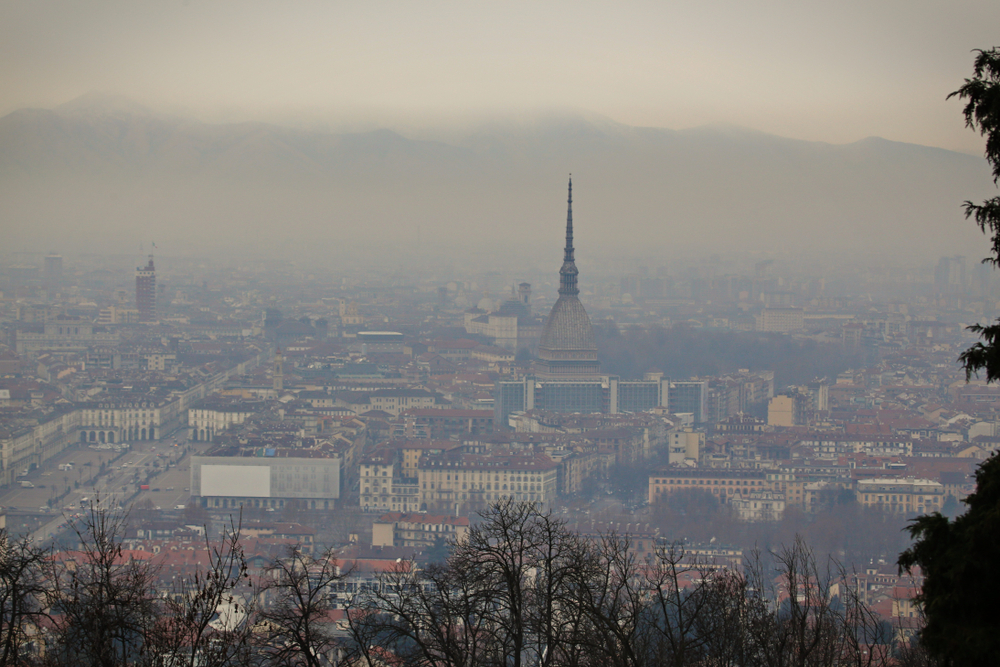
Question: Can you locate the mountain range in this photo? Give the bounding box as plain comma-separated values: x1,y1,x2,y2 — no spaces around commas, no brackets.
2,92,995,265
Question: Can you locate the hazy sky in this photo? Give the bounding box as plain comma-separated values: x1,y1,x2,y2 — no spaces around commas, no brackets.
2,0,999,152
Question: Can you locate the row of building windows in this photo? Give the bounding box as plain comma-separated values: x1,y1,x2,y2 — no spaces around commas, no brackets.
863,494,939,503
424,481,544,491
654,479,764,486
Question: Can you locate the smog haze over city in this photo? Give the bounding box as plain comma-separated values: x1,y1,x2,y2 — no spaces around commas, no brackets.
4,3,1000,665
2,0,1000,266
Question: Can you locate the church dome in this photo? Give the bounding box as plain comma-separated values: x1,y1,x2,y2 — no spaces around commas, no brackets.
538,295,597,356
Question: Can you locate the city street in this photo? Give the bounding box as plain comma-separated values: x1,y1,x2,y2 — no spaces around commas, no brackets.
0,427,212,544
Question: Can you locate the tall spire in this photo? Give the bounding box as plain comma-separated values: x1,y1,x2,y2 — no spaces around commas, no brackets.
565,176,574,262
559,175,579,296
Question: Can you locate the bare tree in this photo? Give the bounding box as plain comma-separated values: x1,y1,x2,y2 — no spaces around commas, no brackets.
148,513,257,667
346,499,601,667
740,536,896,667
456,499,538,667
583,538,745,667
522,507,595,667
342,503,899,667
449,498,603,667
576,532,652,667
49,502,159,667
345,557,497,667
259,546,344,667
647,541,730,667
833,566,894,667
0,529,52,665
694,567,756,667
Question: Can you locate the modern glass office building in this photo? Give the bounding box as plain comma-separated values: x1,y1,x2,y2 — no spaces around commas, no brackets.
494,374,671,425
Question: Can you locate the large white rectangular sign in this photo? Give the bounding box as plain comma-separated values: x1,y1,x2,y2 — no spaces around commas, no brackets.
201,465,270,497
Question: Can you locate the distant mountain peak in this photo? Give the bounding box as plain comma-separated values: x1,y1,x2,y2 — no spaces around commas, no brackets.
55,91,156,119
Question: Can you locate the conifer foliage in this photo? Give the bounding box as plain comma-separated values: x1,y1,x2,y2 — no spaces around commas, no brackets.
953,48,1000,381
895,48,1000,667
899,455,1000,666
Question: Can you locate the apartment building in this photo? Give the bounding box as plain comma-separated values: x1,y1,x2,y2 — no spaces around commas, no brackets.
856,477,944,514
648,467,769,506
372,512,469,548
419,451,559,514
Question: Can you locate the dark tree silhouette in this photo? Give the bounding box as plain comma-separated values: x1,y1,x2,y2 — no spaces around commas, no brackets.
347,499,903,667
150,513,256,667
952,48,1000,381
892,48,1000,667
50,503,159,667
259,546,344,667
899,454,1000,666
0,531,52,666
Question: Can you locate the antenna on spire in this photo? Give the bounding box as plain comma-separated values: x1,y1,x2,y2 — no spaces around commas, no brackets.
565,175,574,262
558,175,579,297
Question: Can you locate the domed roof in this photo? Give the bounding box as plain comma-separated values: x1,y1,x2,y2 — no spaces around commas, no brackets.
497,298,530,320
538,295,597,355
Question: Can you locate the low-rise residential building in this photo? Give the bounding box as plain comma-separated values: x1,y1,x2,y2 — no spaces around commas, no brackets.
371,512,469,548
730,490,786,521
360,452,421,514
391,409,494,439
667,428,703,464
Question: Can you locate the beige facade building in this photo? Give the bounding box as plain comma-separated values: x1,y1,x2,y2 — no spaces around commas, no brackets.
0,407,82,486
339,300,365,326
79,397,166,443
730,490,786,521
419,452,559,514
767,395,796,427
667,428,703,464
337,388,439,416
359,455,420,514
649,468,769,506
545,447,603,496
856,477,944,514
371,512,469,548
188,403,258,441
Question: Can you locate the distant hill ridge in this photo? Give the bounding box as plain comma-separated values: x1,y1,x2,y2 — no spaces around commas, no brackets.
2,93,994,260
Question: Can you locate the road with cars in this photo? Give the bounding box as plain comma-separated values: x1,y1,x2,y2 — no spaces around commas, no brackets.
0,426,205,545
